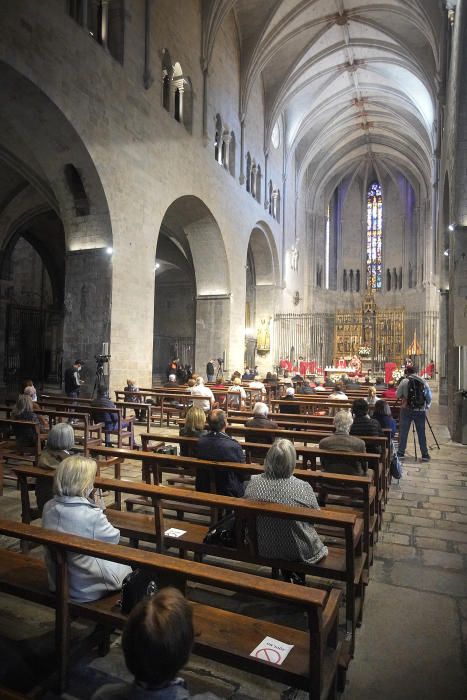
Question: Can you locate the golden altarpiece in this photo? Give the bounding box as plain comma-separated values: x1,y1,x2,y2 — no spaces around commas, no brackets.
335,292,404,369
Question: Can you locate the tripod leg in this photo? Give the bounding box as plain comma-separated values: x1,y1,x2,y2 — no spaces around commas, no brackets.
425,415,440,450
412,422,417,460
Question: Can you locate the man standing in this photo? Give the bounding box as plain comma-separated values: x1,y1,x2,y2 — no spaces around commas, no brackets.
206,359,215,382
196,409,246,497
396,366,432,462
64,360,83,398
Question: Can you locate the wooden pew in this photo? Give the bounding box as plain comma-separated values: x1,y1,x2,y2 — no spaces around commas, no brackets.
83,447,376,567
12,466,365,654
33,400,134,449
0,417,44,496
0,518,342,698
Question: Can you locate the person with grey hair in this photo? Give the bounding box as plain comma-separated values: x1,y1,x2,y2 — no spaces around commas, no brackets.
245,402,279,462
245,439,328,582
319,409,368,475
36,423,76,512
12,394,40,451
42,455,132,602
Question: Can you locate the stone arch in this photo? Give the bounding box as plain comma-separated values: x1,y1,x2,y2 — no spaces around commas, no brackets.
244,221,279,371
153,195,231,377
0,60,113,390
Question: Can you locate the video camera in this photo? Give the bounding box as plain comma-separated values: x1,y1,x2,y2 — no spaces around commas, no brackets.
217,357,224,365
95,354,111,365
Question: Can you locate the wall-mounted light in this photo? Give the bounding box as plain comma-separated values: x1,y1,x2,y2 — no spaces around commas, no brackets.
444,249,450,257
448,224,467,231
448,224,455,231
106,247,113,255
155,262,160,270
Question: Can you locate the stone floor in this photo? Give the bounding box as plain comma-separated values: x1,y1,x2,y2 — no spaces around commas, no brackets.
0,396,466,699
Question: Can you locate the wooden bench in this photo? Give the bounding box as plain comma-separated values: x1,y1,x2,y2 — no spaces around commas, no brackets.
0,519,342,698
12,466,365,655
0,417,45,496
83,446,376,570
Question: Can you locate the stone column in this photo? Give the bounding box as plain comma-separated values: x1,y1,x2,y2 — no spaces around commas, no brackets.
100,0,109,49
439,289,449,405
195,294,231,374
239,117,246,185
62,248,112,395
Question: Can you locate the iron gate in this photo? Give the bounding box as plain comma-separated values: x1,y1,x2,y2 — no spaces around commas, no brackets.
4,305,62,393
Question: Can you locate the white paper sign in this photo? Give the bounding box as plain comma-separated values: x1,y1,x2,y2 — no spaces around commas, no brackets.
250,636,294,666
164,528,187,538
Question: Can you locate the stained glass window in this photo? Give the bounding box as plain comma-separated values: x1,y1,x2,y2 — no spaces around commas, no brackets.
367,181,382,290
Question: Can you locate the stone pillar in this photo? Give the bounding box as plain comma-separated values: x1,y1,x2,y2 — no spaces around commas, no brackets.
239,117,246,185
195,294,231,374
100,0,109,49
62,248,112,395
439,289,449,405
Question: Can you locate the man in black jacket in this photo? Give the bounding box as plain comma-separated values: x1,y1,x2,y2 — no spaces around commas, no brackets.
196,409,246,497
350,398,383,453
64,360,83,398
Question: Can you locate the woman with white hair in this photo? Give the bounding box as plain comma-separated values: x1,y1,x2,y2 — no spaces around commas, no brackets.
42,455,132,602
245,439,327,581
189,376,215,412
36,423,76,512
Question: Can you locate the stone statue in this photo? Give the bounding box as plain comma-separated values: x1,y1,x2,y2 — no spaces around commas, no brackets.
257,318,270,353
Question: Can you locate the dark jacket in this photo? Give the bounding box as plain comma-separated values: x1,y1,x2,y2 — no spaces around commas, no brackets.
350,414,383,453
374,414,397,438
195,431,246,497
64,366,80,394
206,362,214,376
279,396,301,415
13,410,39,450
298,386,315,395
91,396,118,428
244,416,279,460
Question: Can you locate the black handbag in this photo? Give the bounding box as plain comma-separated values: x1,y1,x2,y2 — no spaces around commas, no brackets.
203,512,237,548
120,568,158,614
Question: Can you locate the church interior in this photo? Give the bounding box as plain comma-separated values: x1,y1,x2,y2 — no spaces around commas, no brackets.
0,1,466,699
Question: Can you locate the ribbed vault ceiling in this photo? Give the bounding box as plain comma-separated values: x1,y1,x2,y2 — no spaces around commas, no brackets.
203,0,442,201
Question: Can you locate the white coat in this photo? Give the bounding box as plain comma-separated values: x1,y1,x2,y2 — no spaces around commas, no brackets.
42,496,132,602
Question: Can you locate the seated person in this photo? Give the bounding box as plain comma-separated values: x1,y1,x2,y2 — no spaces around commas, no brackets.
328,382,348,400
245,402,278,461
367,386,377,408
92,386,128,447
179,406,207,456
164,373,178,388
91,587,221,700
314,381,326,392
23,385,48,430
281,371,293,386
350,398,383,453
190,377,214,412
36,423,75,513
124,378,145,421
249,375,266,396
382,380,397,399
373,400,397,438
298,379,315,395
319,410,368,476
12,394,40,452
42,456,132,602
195,409,246,497
245,439,328,582
227,377,246,409
280,387,301,414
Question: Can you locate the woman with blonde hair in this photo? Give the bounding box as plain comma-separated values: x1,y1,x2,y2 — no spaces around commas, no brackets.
12,394,40,451
42,455,132,602
179,406,207,456
367,385,377,409
227,376,247,409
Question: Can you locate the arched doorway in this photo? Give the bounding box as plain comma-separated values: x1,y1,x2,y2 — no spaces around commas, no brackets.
0,60,113,394
245,223,279,373
0,205,65,392
153,196,230,379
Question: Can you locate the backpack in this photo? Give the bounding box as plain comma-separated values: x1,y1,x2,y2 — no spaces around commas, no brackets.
407,376,426,409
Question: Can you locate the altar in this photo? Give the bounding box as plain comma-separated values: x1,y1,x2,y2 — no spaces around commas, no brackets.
324,366,357,380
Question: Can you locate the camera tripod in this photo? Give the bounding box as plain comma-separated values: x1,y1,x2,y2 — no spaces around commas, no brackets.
216,360,224,382
91,361,107,398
